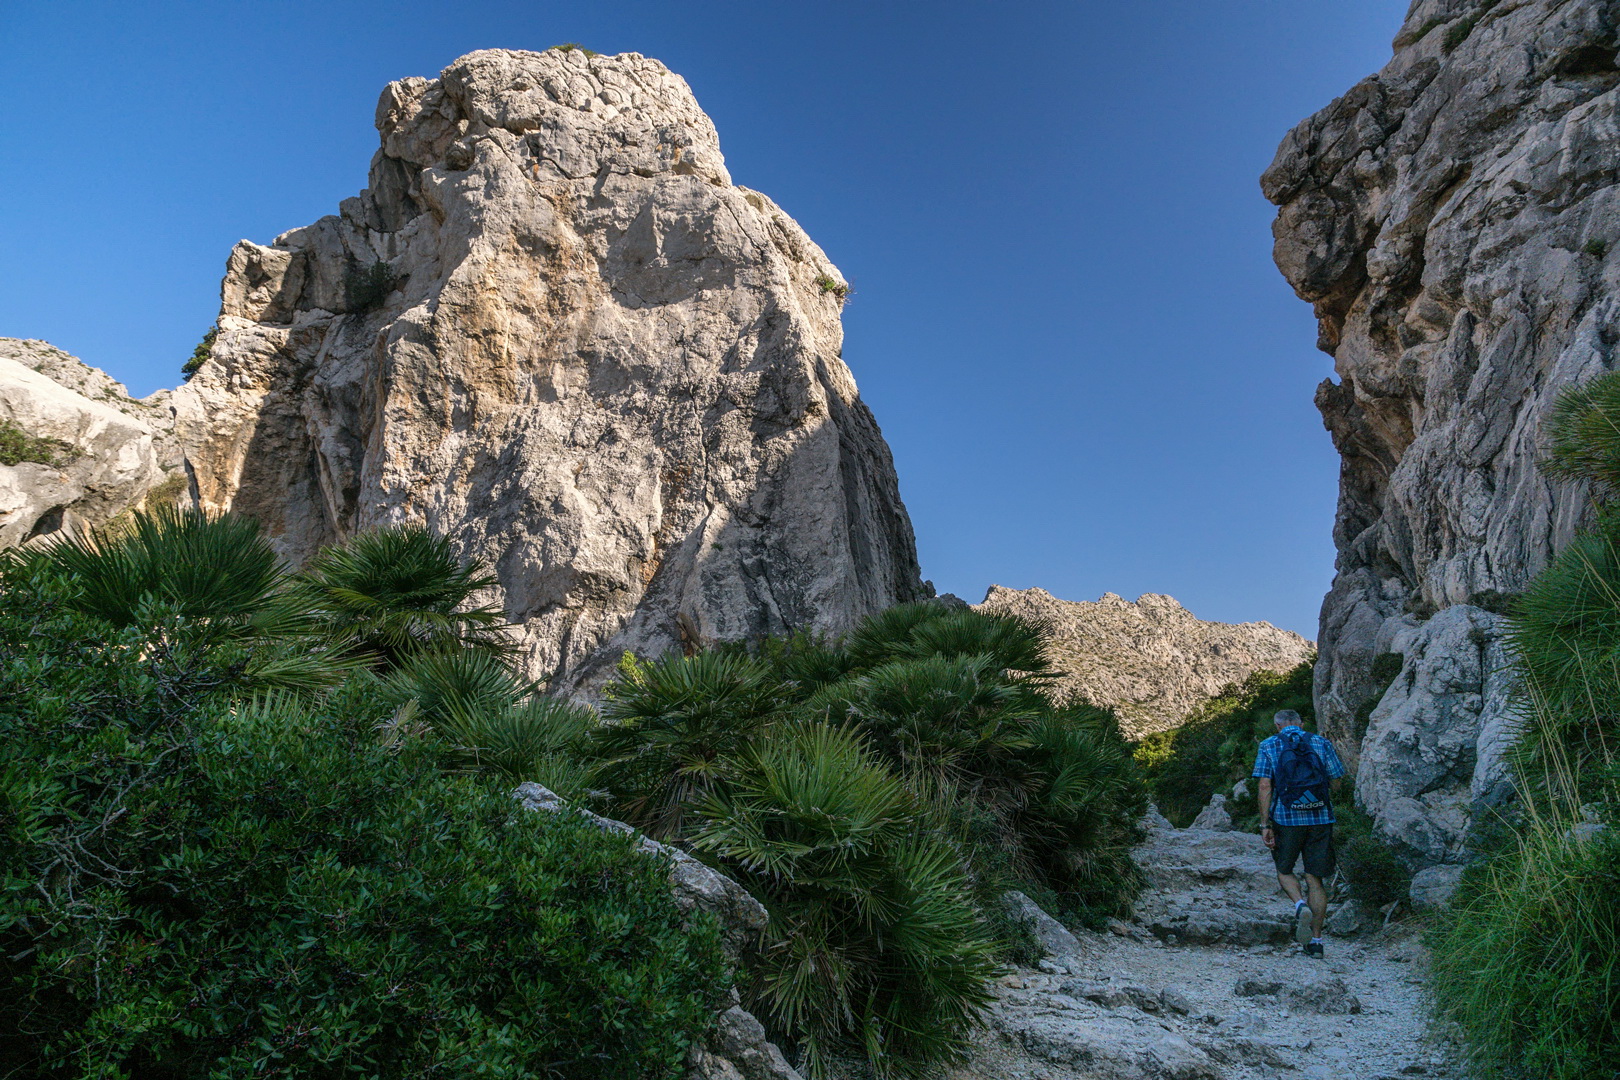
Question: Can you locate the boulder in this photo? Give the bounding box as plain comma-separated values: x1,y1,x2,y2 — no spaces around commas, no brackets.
1191,793,1233,832
985,986,1220,1080
1004,890,1082,961
1132,817,1291,946
1408,864,1465,910
1356,605,1518,866
172,48,924,694
1324,899,1373,937
1286,976,1363,1015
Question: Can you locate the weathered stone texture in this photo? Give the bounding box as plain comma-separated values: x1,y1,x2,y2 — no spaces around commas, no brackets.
0,339,184,545
1266,1,1620,785
975,586,1314,737
173,48,924,693
1356,604,1519,866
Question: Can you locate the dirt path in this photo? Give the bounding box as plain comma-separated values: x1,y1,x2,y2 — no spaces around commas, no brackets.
948,813,1469,1080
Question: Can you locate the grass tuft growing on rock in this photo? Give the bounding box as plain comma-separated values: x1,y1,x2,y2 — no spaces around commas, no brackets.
0,417,74,468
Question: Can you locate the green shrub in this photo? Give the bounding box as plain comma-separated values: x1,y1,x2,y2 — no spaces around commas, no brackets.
1013,708,1146,922
1134,660,1316,828
0,564,725,1079
17,504,353,693
385,648,595,793
343,257,399,312
813,274,850,302
595,603,1148,1075
1408,16,1447,44
1585,238,1609,259
1442,0,1498,53
692,722,998,1079
181,326,216,380
1335,819,1411,906
0,417,73,467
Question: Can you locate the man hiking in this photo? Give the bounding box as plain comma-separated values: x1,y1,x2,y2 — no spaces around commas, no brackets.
1252,709,1345,958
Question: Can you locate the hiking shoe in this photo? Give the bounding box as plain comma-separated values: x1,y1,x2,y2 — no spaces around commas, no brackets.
1292,902,1312,945
1304,941,1325,959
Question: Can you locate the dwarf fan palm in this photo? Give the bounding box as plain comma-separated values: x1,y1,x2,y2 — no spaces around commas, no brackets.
804,653,1040,783
21,506,352,691
591,651,786,838
384,648,595,791
38,504,284,629
295,525,513,669
691,722,998,1079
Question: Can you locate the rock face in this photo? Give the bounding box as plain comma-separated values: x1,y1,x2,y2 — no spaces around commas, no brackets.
174,48,924,692
1264,0,1620,779
974,586,1314,736
0,339,185,545
1356,604,1519,866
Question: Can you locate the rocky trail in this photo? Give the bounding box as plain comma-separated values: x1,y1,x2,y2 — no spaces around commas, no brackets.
951,810,1468,1080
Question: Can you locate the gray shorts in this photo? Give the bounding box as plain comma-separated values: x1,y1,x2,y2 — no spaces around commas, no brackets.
1272,823,1335,878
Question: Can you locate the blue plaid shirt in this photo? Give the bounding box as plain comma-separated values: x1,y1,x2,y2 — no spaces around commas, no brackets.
1252,727,1345,826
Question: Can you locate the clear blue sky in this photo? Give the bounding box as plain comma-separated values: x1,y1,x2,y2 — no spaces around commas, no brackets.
0,0,1408,639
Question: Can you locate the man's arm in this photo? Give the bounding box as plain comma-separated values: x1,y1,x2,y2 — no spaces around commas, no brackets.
1320,736,1347,793
1257,776,1276,849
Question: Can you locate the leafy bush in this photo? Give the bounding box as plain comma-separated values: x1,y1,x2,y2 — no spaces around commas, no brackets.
1134,660,1316,828
692,722,998,1079
0,561,725,1079
0,417,73,467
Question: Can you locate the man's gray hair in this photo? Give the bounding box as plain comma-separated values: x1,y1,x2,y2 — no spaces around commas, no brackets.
1274,709,1302,728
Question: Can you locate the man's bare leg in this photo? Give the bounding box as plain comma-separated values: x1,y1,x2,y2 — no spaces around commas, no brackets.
1277,872,1304,905
1305,873,1328,938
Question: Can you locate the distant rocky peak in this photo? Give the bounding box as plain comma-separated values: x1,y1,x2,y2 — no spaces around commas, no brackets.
975,585,1314,738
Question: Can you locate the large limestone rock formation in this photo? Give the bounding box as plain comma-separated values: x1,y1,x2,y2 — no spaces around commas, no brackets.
1265,0,1620,858
974,586,1314,737
0,339,184,545
174,48,924,692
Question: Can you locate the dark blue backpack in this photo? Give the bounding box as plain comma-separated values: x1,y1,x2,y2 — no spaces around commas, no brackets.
1275,730,1330,812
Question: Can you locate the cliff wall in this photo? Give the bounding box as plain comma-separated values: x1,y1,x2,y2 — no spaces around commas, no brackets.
1265,0,1620,863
